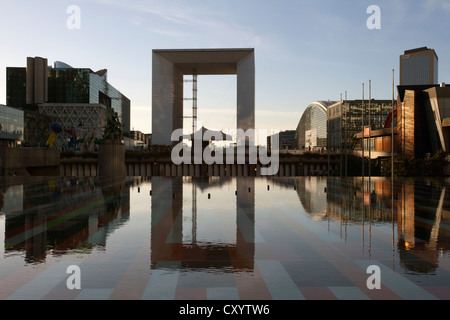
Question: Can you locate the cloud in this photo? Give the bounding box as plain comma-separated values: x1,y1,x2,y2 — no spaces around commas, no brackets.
147,27,195,38
390,0,450,22
92,0,271,49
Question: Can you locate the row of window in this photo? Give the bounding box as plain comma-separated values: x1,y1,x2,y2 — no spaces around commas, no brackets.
295,101,396,150
0,106,24,142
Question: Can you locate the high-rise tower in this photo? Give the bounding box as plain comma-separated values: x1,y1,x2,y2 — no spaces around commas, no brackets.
400,47,438,85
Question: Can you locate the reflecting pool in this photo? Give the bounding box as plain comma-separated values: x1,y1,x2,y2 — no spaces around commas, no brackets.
0,176,449,300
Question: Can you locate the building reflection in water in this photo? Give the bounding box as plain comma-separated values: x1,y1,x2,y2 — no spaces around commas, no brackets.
1,176,132,264
281,176,450,275
396,179,449,274
1,175,449,278
150,176,255,271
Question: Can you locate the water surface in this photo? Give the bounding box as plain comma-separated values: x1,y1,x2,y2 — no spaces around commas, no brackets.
0,176,449,300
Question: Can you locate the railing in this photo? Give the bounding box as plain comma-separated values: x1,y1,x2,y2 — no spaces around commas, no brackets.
59,159,337,177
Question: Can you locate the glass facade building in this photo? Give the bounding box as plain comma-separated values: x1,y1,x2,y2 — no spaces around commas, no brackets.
293,101,333,151
47,68,91,104
327,100,396,151
268,130,296,150
6,59,131,134
0,105,24,147
46,67,130,133
6,68,27,109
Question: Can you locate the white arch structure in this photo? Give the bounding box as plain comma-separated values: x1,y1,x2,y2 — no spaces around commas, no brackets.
151,48,255,146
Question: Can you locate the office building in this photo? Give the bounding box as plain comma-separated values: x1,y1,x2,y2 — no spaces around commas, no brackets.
6,67,27,110
355,82,450,160
6,57,131,149
397,83,450,158
267,130,296,151
400,47,438,85
293,101,335,151
46,62,130,133
130,130,145,142
0,105,24,147
144,134,152,146
327,99,395,152
354,127,397,159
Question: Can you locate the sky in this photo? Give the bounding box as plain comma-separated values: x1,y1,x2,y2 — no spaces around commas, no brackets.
1,0,450,136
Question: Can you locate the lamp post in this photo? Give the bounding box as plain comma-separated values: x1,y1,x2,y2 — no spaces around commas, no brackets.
391,69,395,191
362,83,365,180
345,91,348,178
327,106,330,177
368,80,371,179
340,93,343,178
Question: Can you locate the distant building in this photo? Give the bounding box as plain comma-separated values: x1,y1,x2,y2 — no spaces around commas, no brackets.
267,130,296,151
125,130,148,150
130,130,145,142
293,101,335,151
144,133,152,146
400,47,438,86
327,99,395,152
6,57,131,149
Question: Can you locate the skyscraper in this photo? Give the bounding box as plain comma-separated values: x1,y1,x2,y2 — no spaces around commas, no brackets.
6,57,131,134
400,47,438,85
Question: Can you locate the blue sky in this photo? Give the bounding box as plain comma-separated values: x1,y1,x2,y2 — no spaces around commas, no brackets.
1,0,450,135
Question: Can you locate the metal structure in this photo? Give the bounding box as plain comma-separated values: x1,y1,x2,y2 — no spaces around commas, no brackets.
38,103,106,150
183,70,198,136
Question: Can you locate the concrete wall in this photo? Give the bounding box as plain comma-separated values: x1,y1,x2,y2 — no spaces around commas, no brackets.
98,143,126,177
237,52,255,139
59,156,339,177
398,91,416,157
152,53,179,146
26,57,48,105
60,159,98,176
0,147,59,176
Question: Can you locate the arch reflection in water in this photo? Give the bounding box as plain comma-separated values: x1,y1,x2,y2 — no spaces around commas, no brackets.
150,176,255,272
1,176,450,300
